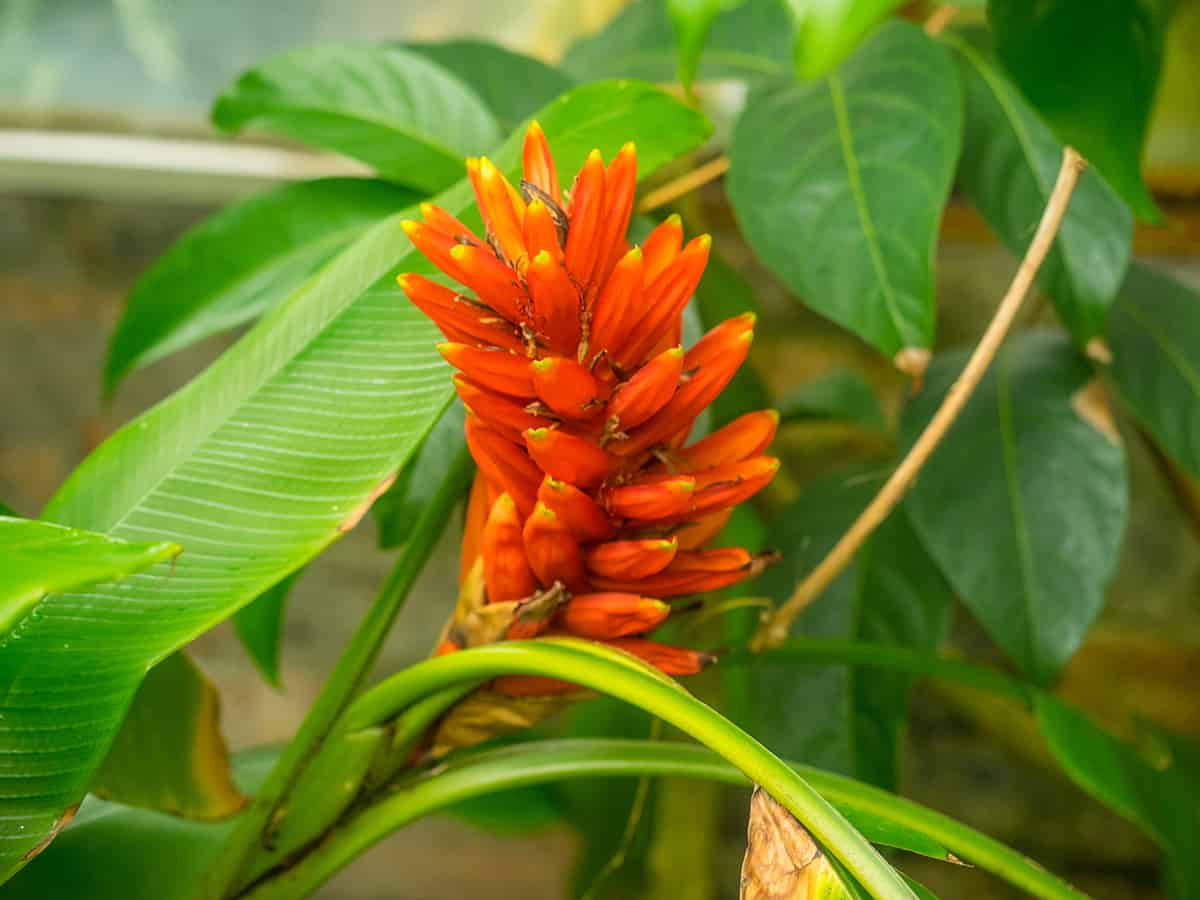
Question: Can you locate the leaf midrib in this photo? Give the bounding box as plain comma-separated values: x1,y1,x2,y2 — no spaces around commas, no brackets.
827,72,905,347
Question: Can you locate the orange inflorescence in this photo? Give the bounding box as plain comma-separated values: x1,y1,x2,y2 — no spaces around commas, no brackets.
400,122,778,694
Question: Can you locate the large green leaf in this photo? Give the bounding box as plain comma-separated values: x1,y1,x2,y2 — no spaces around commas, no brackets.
104,178,418,395
988,0,1168,221
745,471,951,789
0,81,710,882
372,400,470,549
1037,696,1199,899
562,0,791,83
91,654,243,819
400,40,574,131
778,369,886,432
728,21,961,366
949,36,1133,347
0,516,178,635
212,45,501,192
1107,264,1200,479
901,331,1127,683
783,0,907,79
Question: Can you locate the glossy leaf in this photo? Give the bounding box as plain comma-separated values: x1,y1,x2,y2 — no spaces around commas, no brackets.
401,40,574,131
1107,264,1200,479
1037,696,1199,899
104,178,419,395
233,570,301,687
989,0,1168,221
783,0,907,79
667,0,747,88
212,45,501,192
902,331,1128,683
778,369,886,431
747,470,951,788
729,21,961,365
0,515,178,635
949,36,1133,347
0,81,710,882
373,400,470,549
91,654,243,819
563,0,791,83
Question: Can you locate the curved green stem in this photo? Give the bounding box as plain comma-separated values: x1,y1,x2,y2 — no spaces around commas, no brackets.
737,639,1033,704
242,739,1087,900
337,638,916,900
197,435,471,900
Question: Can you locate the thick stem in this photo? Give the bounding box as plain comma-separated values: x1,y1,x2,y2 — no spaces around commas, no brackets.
197,437,472,900
752,147,1088,652
335,639,916,900
240,740,1086,900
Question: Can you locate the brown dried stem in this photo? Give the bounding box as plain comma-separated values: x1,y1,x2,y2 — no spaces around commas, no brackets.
751,146,1088,653
637,155,730,213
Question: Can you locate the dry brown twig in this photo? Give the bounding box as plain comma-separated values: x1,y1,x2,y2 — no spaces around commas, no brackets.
751,146,1089,653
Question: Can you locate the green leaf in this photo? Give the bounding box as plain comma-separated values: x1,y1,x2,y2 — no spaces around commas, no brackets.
0,515,179,635
783,0,908,79
0,81,710,882
400,40,575,132
729,21,962,366
104,178,419,395
90,654,243,819
233,570,301,687
1036,696,1199,899
0,500,15,516
901,331,1128,683
988,0,1168,222
747,470,951,788
1107,263,1200,479
563,0,791,84
667,0,747,89
778,369,886,431
212,45,502,192
373,400,470,549
948,35,1133,347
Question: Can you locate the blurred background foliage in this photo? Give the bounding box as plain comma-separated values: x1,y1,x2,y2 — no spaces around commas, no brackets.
2,1,1200,898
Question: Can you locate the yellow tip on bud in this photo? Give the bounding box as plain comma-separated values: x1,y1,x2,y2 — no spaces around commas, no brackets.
765,409,781,424
586,148,604,166
419,202,435,218
450,243,470,261
620,141,636,156
660,538,678,550
396,273,412,290
697,234,713,249
526,427,550,441
532,249,553,265
667,346,684,358
665,213,682,226
527,119,544,137
531,358,553,372
400,219,420,237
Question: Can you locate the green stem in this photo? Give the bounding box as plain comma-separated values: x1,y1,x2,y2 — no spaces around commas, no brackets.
197,440,472,900
736,639,1033,704
242,740,1087,900
337,639,917,900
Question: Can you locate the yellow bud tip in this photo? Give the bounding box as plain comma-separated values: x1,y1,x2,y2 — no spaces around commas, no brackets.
624,246,644,263
396,273,412,290
660,538,678,550
450,244,470,260
531,358,553,372
526,427,550,441
537,504,557,520
479,156,497,178
527,198,546,213
544,476,565,491
669,479,695,493
419,202,435,218
400,219,420,237
528,119,544,137
665,213,682,226
697,234,712,249
435,342,453,354
587,148,604,166
496,493,516,510
620,141,635,156
767,458,782,472
648,599,671,614
667,346,684,358
532,249,553,265
765,409,781,424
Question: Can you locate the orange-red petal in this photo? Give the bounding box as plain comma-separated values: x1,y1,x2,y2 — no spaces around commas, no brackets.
522,120,561,205
588,247,644,365
640,214,683,284
399,274,524,352
526,250,582,353
523,199,563,263
564,149,607,288
464,415,540,516
537,476,616,541
523,503,589,592
602,475,695,520
531,356,607,420
619,235,711,368
455,376,544,440
482,493,538,604
590,143,637,288
607,345,683,429
670,410,779,472
690,457,780,515
448,243,526,323
524,427,612,488
558,593,669,639
460,471,491,585
585,537,678,579
469,156,526,264
439,343,534,399
607,638,714,676
419,202,481,245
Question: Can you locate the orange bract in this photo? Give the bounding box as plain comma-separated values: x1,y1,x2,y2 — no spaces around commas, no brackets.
400,122,779,692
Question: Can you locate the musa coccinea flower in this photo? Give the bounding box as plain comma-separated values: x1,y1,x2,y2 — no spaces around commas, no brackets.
399,121,779,703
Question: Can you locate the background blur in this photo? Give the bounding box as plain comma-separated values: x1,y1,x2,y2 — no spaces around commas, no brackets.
2,1,1199,898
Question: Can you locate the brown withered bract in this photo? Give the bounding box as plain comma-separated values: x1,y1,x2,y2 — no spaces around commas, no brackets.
740,787,847,900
